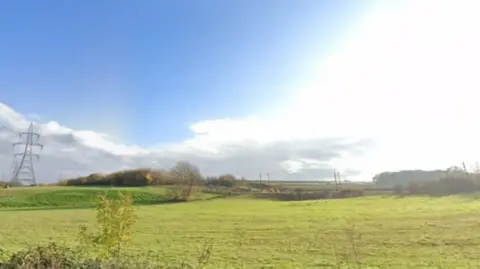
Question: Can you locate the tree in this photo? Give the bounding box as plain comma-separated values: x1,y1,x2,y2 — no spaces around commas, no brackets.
406,182,421,195
393,184,404,196
170,161,203,199
79,192,136,260
372,170,446,186
205,174,236,187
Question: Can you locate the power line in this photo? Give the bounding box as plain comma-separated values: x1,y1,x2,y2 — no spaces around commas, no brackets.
259,172,271,185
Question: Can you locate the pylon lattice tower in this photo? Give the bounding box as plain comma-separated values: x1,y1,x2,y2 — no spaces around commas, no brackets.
11,123,43,185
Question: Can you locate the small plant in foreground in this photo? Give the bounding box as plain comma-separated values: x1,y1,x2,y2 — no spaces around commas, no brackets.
79,191,136,260
0,243,88,269
330,220,364,269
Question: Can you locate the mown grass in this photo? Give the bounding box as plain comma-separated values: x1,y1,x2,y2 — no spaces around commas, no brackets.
2,191,480,268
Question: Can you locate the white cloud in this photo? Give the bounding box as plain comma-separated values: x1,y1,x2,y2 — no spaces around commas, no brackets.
0,103,367,183
2,0,479,183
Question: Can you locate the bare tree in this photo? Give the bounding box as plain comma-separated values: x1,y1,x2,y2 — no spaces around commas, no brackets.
170,161,203,199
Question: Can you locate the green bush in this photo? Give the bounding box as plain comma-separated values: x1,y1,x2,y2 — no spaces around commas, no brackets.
205,174,237,188
79,192,136,259
406,182,421,195
393,184,404,196
61,163,210,188
63,169,176,187
0,242,211,269
1,242,91,269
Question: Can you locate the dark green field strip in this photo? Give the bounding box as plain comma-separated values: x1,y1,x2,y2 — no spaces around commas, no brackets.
0,188,170,208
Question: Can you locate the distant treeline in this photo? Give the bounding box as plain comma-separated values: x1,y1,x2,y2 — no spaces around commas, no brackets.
373,169,448,185
392,171,480,197
58,167,244,188
369,165,480,197
59,169,172,187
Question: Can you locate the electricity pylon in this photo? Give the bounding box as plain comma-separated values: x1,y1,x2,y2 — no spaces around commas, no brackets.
1,123,43,185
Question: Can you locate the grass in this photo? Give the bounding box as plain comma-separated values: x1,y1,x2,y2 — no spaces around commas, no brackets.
0,186,219,209
2,188,480,268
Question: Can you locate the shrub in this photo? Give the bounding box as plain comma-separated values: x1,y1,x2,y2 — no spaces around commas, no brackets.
293,188,305,200
0,242,213,269
422,174,479,196
167,185,202,202
338,189,364,198
149,170,176,185
393,184,404,196
406,182,421,195
205,174,237,188
1,242,90,269
79,192,136,259
63,168,179,187
107,170,153,187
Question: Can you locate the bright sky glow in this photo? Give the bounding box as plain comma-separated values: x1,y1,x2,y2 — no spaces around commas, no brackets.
1,0,480,182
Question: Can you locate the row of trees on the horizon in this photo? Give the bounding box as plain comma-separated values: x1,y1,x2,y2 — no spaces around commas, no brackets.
55,161,247,188
372,165,474,186
4,161,480,200
2,160,478,190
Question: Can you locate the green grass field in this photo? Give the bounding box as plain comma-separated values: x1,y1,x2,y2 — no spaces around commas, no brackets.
0,186,220,209
1,187,480,268
0,186,173,208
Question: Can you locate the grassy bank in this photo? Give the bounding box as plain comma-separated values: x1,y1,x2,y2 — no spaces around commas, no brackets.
0,186,215,209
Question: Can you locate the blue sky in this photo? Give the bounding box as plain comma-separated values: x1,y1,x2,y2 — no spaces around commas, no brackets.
1,1,479,181
0,0,371,146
